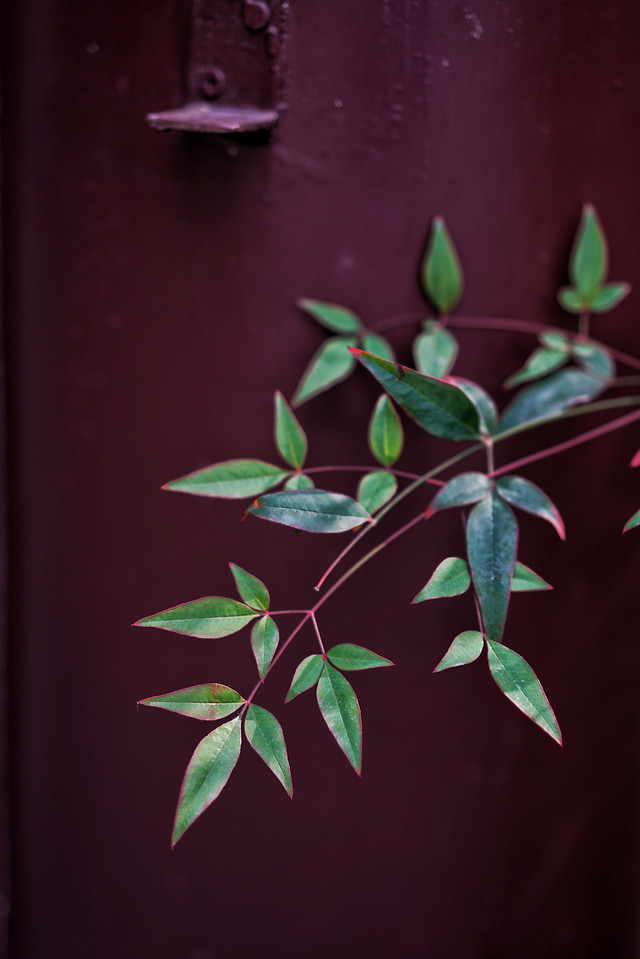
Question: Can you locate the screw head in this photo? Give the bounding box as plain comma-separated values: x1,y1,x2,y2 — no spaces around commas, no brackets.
243,0,271,31
197,67,226,101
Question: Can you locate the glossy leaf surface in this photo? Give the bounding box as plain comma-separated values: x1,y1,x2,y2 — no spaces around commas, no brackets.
505,347,567,388
569,204,607,297
557,287,585,313
486,640,561,744
230,563,270,610
361,332,395,362
327,643,393,670
172,718,242,846
428,472,492,512
139,683,244,721
284,473,314,490
353,350,480,441
136,596,257,638
357,470,397,514
511,562,552,591
495,475,565,538
293,337,358,405
572,341,615,380
244,704,293,796
450,378,498,435
274,391,307,469
623,508,640,533
298,298,362,335
164,459,288,499
317,663,362,773
467,494,518,643
285,654,324,701
249,489,372,533
421,218,464,314
412,556,471,602
434,630,484,672
539,330,570,351
368,394,404,467
412,320,458,378
498,369,605,433
251,615,279,678
590,282,631,312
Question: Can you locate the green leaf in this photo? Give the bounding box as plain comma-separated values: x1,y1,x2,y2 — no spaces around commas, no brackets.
571,340,615,380
428,472,492,513
357,470,397,514
368,394,404,467
557,287,586,313
466,493,518,643
361,332,395,362
316,663,362,773
486,640,562,744
230,563,270,610
285,654,324,701
497,369,605,434
293,337,358,405
244,704,293,796
327,643,393,670
434,630,484,672
274,392,307,469
569,204,607,298
298,299,363,335
511,562,552,591
590,282,631,313
412,556,471,602
539,330,570,351
495,475,565,539
284,473,315,490
623,507,640,533
135,596,258,638
504,348,567,388
251,615,279,678
248,489,372,533
421,218,464,314
450,378,498,435
164,459,288,499
172,718,242,846
139,683,245,721
412,320,458,378
352,350,480,441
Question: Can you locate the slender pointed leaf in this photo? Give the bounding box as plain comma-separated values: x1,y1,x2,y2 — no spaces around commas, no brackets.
172,718,242,845
497,368,605,434
421,218,464,314
467,494,518,643
361,332,395,362
412,320,458,378
293,337,358,405
164,459,288,499
139,683,244,721
412,556,471,602
230,563,270,610
298,299,362,335
251,615,279,678
569,204,607,297
285,654,324,701
428,472,492,513
274,392,307,469
590,282,631,313
352,349,480,441
486,640,561,744
244,704,293,796
450,378,498,435
316,663,362,773
504,348,567,388
434,630,484,672
623,507,640,533
572,341,615,380
135,596,258,638
368,394,403,467
495,475,565,539
357,470,397,514
248,489,372,533
284,473,315,490
511,562,552,591
327,643,393,670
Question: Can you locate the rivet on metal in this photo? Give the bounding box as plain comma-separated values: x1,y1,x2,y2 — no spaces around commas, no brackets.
242,0,271,32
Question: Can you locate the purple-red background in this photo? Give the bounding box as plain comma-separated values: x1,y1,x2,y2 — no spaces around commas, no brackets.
3,1,640,956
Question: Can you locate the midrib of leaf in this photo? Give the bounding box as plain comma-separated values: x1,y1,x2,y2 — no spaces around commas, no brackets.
324,668,359,758
487,642,558,740
248,708,289,783
188,723,237,810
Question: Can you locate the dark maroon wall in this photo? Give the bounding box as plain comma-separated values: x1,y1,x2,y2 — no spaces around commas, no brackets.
3,1,640,957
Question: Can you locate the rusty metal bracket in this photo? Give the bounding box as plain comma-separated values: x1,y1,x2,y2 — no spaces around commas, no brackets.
147,0,284,135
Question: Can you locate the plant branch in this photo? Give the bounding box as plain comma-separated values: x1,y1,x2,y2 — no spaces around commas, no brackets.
303,464,442,483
